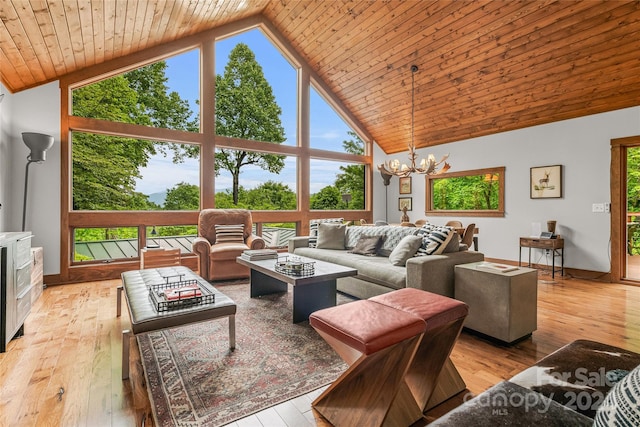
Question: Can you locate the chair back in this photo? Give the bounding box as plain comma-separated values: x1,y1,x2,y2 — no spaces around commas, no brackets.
445,220,463,228
461,223,476,247
415,219,429,227
198,209,253,244
141,248,181,269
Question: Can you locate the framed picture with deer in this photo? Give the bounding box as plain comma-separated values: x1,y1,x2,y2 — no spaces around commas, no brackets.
530,165,562,199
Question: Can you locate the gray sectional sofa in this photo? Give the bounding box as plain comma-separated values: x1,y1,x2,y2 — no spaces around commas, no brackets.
288,224,484,299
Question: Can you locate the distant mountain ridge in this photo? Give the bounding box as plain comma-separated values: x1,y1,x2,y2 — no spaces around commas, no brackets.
148,191,167,206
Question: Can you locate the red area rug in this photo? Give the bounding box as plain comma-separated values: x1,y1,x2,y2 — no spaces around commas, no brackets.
137,282,350,426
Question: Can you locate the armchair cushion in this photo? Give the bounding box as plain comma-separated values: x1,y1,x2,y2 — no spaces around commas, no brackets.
215,224,245,244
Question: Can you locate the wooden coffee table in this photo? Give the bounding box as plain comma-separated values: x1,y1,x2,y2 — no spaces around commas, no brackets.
236,255,357,323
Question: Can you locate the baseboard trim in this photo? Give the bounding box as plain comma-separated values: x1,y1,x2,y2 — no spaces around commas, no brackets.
484,257,611,283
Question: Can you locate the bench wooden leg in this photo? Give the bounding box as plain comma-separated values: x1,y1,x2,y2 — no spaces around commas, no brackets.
229,315,236,350
116,285,123,317
313,333,422,427
122,329,131,380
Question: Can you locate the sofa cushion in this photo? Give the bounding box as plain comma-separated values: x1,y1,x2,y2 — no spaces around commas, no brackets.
593,363,640,426
316,223,347,249
293,247,407,289
345,225,418,256
349,235,383,256
309,218,343,248
389,235,423,266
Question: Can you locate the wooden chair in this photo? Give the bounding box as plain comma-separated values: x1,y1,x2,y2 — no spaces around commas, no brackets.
445,220,463,228
140,247,181,269
415,218,429,227
461,223,476,248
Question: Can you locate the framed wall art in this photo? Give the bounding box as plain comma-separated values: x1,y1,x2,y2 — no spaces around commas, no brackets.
530,165,562,199
399,176,412,194
398,197,412,211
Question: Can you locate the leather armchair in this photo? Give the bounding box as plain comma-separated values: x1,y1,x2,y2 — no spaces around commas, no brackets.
192,209,265,281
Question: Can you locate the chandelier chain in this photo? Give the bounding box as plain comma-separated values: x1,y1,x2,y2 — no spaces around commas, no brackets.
378,64,450,178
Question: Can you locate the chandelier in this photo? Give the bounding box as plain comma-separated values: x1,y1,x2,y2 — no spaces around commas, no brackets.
378,65,450,178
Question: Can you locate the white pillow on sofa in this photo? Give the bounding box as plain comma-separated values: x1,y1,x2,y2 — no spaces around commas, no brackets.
388,235,423,266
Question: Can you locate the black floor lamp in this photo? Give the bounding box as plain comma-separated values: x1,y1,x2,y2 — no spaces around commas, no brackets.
22,132,54,232
380,170,392,222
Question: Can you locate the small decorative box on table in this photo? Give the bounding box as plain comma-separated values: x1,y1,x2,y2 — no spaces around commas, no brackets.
454,262,538,344
274,255,315,277
148,273,215,312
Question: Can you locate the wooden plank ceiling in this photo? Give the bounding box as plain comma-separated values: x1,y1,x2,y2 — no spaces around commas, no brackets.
1,1,639,154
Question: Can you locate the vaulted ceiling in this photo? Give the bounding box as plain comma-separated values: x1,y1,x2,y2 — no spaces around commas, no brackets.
2,1,639,154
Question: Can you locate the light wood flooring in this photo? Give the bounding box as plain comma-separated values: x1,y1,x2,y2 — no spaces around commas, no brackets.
1,269,639,427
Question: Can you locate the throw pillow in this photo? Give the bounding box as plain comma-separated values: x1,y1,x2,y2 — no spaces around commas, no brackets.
215,224,245,244
416,226,455,256
348,235,383,256
442,231,461,253
309,218,343,248
388,235,423,266
316,223,347,250
594,364,640,426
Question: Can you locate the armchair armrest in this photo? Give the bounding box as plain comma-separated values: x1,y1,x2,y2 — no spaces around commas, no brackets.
192,236,212,278
288,236,310,253
246,234,266,250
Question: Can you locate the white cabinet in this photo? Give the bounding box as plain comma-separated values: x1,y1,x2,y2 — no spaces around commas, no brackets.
1,232,32,352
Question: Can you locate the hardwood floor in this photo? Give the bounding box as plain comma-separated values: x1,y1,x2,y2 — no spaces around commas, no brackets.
1,269,639,427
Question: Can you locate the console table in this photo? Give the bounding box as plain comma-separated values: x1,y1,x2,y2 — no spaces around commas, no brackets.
519,237,564,278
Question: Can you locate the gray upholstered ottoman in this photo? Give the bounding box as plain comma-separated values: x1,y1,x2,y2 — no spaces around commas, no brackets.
117,266,236,379
454,262,538,343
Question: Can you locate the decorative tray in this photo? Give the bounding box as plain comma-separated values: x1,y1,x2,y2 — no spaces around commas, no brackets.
275,256,315,277
148,273,215,312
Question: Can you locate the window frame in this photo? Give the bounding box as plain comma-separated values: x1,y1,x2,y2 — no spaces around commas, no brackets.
58,18,374,283
425,166,505,217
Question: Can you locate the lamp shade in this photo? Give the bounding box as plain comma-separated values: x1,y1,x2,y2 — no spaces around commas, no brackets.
22,132,54,162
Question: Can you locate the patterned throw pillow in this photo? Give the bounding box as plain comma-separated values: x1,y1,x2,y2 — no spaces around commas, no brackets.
415,225,455,256
593,364,640,426
309,218,343,248
215,224,245,244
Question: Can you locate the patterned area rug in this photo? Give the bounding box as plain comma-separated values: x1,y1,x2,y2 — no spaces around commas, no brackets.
137,282,350,427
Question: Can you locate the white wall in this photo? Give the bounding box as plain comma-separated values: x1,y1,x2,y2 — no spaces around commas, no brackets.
375,106,640,272
0,83,12,231
7,82,61,276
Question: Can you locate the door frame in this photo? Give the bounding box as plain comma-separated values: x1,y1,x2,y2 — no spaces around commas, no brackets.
611,135,640,283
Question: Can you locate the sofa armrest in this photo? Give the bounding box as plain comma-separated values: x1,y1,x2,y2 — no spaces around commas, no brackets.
246,234,266,250
406,251,484,297
288,236,310,253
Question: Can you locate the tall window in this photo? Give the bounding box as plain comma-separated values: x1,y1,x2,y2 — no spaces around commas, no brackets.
310,86,364,153
62,21,371,281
